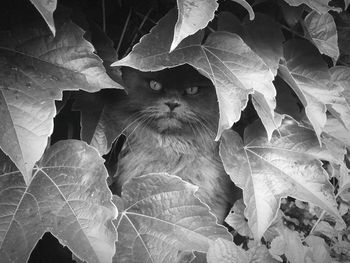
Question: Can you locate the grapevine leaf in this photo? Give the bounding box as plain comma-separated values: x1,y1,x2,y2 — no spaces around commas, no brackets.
170,0,218,52
279,39,343,143
114,173,232,263
207,238,249,263
30,0,57,36
328,66,350,130
304,11,339,63
270,228,312,263
219,118,342,239
217,12,284,139
282,0,342,13
224,199,252,237
112,9,277,140
0,19,121,184
305,235,332,263
0,141,117,263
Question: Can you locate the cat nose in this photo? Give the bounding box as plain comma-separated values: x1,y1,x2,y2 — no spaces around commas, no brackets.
165,102,180,111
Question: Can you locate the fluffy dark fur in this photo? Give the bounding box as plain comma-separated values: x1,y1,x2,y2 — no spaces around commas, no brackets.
109,64,239,222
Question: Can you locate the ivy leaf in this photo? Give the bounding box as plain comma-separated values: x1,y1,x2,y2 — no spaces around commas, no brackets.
0,140,117,263
207,238,249,263
30,0,57,36
112,9,276,140
170,0,218,52
279,39,343,143
114,173,232,263
324,117,350,147
0,18,121,184
282,0,342,13
219,118,342,239
304,11,339,63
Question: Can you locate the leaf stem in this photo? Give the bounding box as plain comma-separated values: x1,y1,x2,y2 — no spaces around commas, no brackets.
124,8,153,57
280,25,305,39
309,192,340,235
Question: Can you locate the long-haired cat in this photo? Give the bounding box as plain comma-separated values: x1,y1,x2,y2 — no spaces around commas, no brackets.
108,64,240,222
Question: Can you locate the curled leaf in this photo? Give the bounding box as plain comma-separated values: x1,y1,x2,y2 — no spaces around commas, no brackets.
304,11,339,63
170,0,218,51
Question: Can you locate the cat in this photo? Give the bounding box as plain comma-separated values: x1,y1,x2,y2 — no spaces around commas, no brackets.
107,64,240,222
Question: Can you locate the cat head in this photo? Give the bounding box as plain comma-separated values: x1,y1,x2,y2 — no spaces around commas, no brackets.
121,64,219,141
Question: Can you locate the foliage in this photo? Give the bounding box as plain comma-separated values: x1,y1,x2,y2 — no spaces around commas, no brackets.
0,0,350,262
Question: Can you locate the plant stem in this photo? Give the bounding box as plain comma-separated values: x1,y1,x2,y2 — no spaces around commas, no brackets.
116,8,132,57
124,8,153,57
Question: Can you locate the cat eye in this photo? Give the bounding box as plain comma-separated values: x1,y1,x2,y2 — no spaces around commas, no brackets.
185,86,199,95
149,80,162,91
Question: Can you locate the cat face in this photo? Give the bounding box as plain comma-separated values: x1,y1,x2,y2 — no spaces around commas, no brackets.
121,65,219,140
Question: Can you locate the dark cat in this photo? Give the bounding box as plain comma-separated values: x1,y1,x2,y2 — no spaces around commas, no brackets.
109,64,240,222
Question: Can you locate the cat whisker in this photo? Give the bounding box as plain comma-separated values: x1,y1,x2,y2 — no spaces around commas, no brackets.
120,113,145,135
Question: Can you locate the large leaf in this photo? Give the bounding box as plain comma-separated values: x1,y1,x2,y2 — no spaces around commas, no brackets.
0,140,117,263
278,39,345,143
217,13,284,76
112,9,277,140
283,0,342,13
304,11,339,63
219,118,342,239
30,0,57,36
114,173,232,263
328,66,350,129
207,238,248,263
217,13,284,139
170,0,218,51
0,18,121,184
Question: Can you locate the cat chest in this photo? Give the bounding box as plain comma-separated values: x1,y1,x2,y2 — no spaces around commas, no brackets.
116,145,223,188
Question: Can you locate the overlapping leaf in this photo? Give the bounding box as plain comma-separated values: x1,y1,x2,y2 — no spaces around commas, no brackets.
328,66,350,130
207,238,248,263
304,11,339,63
219,118,342,239
279,39,346,142
0,140,117,263
30,0,57,35
114,173,232,263
0,19,121,183
218,12,285,139
170,0,218,51
283,0,342,13
112,9,277,140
